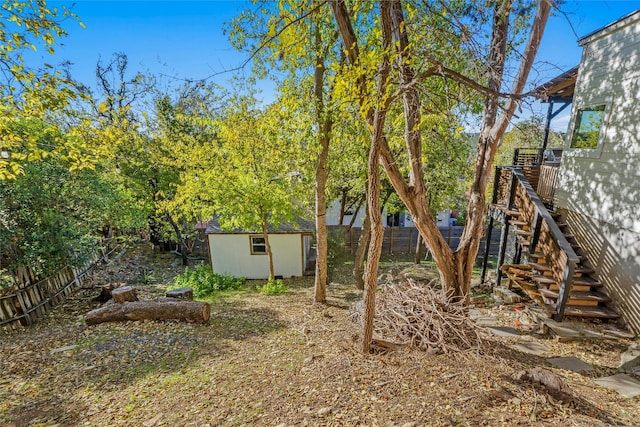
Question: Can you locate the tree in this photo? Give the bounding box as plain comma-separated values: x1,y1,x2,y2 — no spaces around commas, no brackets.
228,0,344,302
330,0,553,351
198,95,312,280
0,120,146,280
0,0,86,179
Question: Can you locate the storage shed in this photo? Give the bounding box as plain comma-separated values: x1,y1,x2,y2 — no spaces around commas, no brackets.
206,217,315,280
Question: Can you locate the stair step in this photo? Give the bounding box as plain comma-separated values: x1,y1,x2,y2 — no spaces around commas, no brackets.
539,289,612,306
530,263,596,277
505,209,522,217
524,252,545,260
531,275,602,292
516,238,531,247
575,265,596,275
531,275,557,285
546,304,620,319
509,220,529,228
573,276,602,287
514,229,531,236
529,262,550,272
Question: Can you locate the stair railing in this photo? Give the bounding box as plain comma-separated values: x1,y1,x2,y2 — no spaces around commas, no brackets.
501,168,580,321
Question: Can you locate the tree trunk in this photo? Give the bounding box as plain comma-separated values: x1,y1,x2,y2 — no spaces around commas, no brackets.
85,300,211,325
262,216,275,280
346,197,363,232
360,0,393,354
354,203,370,290
313,20,334,303
362,139,383,353
332,0,552,313
414,233,422,265
166,212,188,266
338,189,347,226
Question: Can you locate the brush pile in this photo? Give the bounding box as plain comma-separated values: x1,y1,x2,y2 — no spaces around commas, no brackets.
361,276,482,353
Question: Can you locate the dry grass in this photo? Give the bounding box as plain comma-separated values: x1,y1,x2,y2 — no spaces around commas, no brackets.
0,244,638,426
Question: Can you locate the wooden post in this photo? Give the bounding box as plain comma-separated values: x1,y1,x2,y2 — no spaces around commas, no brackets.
496,171,517,287
540,101,554,165
554,261,575,322
529,210,543,255
480,216,494,283
15,290,32,326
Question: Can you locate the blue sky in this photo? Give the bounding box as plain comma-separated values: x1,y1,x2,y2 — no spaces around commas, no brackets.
34,1,640,128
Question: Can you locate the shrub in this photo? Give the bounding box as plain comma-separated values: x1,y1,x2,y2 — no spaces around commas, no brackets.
257,278,289,295
170,265,245,297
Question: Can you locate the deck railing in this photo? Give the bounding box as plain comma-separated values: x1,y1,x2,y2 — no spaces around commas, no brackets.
494,167,579,321
537,164,560,205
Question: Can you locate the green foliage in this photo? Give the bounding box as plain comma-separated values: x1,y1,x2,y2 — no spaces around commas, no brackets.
256,278,289,295
496,116,564,167
0,132,147,276
0,0,87,179
170,265,245,298
137,268,157,285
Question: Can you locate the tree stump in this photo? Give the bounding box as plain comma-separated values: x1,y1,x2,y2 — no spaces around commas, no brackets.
95,283,119,303
85,300,210,325
166,287,193,300
515,367,573,403
111,286,139,303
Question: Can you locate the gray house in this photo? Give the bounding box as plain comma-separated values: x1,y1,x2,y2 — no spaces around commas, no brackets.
554,10,640,333
488,10,639,334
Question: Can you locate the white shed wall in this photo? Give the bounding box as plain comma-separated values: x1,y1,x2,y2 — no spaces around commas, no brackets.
208,233,304,279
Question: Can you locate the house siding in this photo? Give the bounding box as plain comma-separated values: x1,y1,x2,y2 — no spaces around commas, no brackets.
555,11,640,333
560,209,640,333
208,233,304,279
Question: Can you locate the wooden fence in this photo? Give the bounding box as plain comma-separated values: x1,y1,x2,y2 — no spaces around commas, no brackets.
0,247,119,333
330,225,501,257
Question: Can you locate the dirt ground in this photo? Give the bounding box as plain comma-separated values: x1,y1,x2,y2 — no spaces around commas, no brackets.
1,244,638,426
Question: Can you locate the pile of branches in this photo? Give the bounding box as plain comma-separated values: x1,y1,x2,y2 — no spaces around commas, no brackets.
368,277,482,353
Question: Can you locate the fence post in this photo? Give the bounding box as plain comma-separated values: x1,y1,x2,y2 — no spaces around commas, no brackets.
16,291,32,326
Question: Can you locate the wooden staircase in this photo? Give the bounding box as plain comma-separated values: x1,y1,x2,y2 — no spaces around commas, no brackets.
493,167,619,321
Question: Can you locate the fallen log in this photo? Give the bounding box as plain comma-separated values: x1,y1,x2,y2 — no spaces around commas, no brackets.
85,300,210,325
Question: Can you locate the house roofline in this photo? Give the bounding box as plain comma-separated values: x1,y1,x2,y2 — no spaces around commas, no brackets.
579,9,640,46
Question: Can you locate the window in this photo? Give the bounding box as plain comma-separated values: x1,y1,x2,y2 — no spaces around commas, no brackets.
570,105,606,149
250,235,267,255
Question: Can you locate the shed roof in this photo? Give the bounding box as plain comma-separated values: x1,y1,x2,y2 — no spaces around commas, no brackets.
531,66,578,103
205,216,315,234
